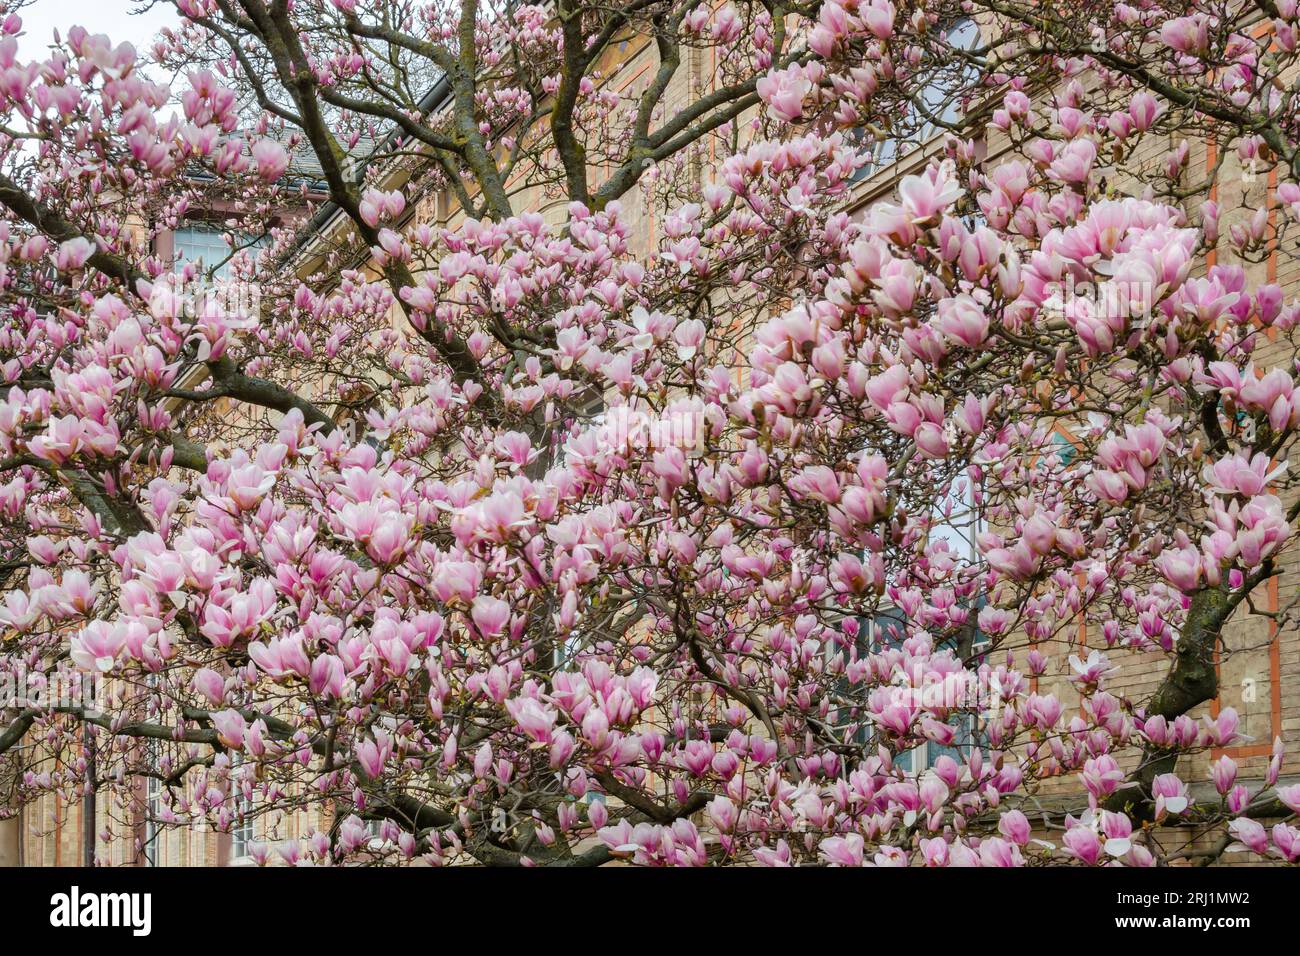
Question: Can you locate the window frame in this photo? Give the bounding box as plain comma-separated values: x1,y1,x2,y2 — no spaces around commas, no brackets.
228,755,255,862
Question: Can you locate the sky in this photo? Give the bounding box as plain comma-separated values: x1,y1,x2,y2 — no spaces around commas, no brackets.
14,0,179,61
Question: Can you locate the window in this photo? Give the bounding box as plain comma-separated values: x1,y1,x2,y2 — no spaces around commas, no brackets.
871,610,989,773
835,608,903,745
173,224,264,280
863,608,908,650
552,396,610,671
367,817,385,849
231,812,254,859
140,676,164,866
1051,431,1077,466
927,471,984,564
894,712,984,773
229,757,254,860
553,630,585,669
912,18,981,134
852,597,990,774
142,743,161,867
851,18,980,180
174,224,235,278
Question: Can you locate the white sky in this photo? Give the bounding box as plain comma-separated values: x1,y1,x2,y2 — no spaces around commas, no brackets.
14,0,179,61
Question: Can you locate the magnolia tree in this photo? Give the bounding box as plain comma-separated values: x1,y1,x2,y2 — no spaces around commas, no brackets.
1,0,1299,867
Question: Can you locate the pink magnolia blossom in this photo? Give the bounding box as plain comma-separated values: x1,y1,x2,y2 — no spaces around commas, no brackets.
0,3,1295,874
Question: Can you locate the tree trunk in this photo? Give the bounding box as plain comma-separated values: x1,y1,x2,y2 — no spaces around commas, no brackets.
1108,585,1231,815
